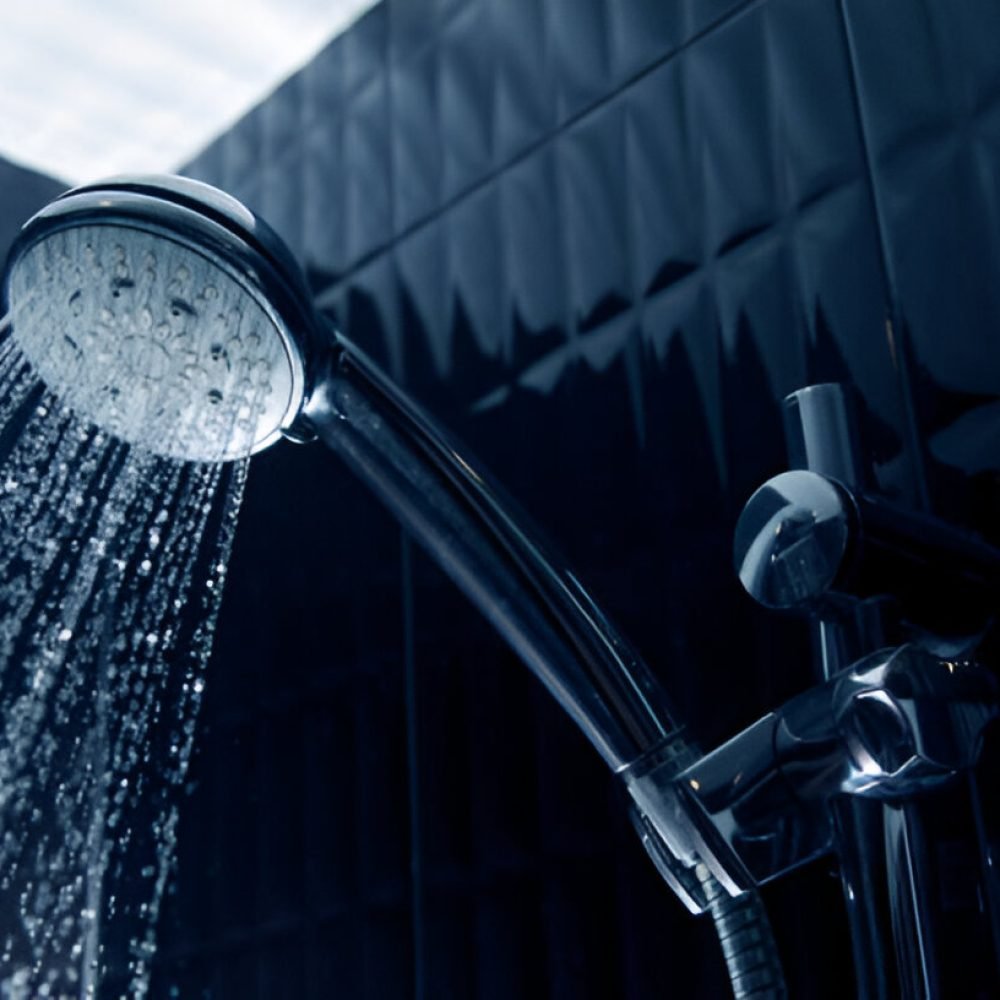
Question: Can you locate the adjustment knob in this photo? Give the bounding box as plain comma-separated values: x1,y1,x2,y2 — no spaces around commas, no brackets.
734,470,853,609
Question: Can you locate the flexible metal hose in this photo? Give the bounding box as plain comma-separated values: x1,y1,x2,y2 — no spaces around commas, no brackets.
699,866,787,999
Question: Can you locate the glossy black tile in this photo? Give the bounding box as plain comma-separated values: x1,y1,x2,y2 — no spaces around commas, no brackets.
843,0,1000,523
135,0,1000,996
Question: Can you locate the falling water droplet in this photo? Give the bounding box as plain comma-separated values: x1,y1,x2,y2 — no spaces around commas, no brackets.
0,227,252,996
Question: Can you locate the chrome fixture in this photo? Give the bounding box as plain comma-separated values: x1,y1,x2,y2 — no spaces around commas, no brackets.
2,176,787,998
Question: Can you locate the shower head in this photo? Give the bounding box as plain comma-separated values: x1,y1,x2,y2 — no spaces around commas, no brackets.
1,176,323,463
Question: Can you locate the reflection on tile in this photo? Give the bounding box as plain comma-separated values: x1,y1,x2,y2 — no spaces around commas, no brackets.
343,78,393,262
843,0,1000,522
439,3,495,197
391,49,441,231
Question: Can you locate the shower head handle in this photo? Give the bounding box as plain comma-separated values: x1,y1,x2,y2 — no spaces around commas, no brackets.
2,172,681,771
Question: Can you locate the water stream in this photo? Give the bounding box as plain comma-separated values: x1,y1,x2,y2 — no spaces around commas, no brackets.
0,332,246,998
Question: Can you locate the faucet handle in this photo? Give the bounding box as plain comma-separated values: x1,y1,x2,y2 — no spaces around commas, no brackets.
734,470,852,610
835,645,998,797
734,470,1000,643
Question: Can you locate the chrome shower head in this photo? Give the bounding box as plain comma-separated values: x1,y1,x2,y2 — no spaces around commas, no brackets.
1,176,321,463
1,179,756,966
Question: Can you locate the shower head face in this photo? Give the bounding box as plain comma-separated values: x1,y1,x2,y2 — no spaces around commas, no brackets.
2,177,315,463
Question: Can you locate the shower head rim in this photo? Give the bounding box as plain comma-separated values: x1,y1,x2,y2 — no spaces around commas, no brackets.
2,175,323,461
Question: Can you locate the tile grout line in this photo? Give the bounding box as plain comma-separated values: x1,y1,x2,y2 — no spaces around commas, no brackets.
400,534,426,1000
834,0,932,511
315,0,765,307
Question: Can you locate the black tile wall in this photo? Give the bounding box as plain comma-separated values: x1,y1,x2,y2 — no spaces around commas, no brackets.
139,0,1000,996
843,0,1000,525
490,0,556,163
0,159,66,268
439,5,495,199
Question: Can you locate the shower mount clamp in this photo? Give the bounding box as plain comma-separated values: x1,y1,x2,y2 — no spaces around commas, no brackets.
634,383,1000,904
